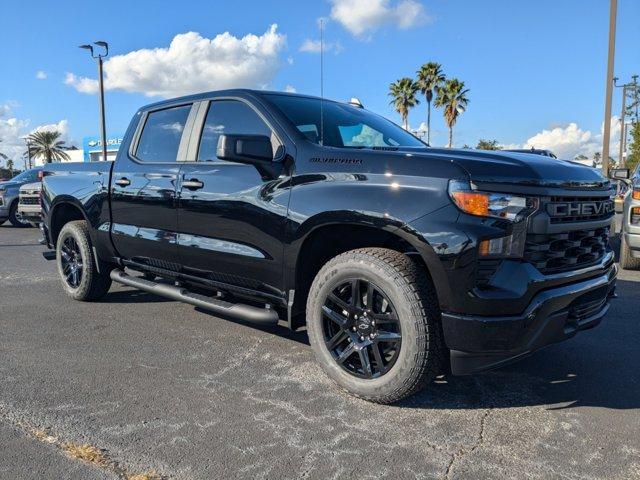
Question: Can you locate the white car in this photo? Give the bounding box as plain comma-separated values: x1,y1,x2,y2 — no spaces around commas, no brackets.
17,182,42,227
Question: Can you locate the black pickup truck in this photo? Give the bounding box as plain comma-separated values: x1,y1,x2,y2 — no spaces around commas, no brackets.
42,90,617,403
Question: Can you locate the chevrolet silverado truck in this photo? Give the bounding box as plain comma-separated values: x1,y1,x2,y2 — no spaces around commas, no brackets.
41,90,617,403
17,181,43,227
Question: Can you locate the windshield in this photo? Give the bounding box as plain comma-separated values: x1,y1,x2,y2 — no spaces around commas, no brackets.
264,94,425,149
10,169,40,183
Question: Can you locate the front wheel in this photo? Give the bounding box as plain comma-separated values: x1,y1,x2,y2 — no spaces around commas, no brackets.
56,220,112,301
306,248,445,404
9,201,30,227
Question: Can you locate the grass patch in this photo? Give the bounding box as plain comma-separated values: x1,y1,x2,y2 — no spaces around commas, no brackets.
62,443,110,467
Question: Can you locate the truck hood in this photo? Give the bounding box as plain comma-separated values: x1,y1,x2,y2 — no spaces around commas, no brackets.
0,181,20,189
423,148,609,190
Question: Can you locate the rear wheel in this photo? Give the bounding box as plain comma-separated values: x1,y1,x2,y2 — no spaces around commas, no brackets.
306,248,445,404
9,201,30,228
620,232,640,270
56,220,112,301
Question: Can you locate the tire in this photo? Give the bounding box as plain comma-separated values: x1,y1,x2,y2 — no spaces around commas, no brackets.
620,232,640,270
9,201,30,228
56,220,112,301
306,247,445,404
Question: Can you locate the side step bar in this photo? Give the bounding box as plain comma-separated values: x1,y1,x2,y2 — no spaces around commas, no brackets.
110,270,279,325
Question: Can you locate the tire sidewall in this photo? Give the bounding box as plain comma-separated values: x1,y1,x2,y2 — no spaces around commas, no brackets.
307,256,428,399
56,222,94,300
9,201,29,228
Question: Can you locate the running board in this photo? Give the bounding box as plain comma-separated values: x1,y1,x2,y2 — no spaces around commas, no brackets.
110,270,279,325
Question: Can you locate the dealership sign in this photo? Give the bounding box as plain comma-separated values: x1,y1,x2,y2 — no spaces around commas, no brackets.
82,135,124,161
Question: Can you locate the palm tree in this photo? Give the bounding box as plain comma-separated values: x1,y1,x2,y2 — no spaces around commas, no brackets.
24,130,70,163
6,159,14,178
416,62,445,145
434,78,470,148
388,77,420,130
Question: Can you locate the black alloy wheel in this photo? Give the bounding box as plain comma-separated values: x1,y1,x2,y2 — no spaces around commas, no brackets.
321,278,402,379
59,235,84,288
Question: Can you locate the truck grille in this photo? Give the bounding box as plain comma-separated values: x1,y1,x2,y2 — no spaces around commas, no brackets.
546,196,615,224
524,226,609,273
19,197,39,205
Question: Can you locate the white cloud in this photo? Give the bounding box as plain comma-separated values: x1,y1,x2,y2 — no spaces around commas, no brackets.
35,70,47,80
0,103,71,167
299,38,344,54
330,0,429,38
65,25,287,98
284,85,297,93
520,117,620,160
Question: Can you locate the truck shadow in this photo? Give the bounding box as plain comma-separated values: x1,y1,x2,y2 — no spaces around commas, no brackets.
102,289,173,304
400,277,640,411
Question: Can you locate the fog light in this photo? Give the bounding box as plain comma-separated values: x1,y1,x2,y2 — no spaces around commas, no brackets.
632,207,640,225
479,233,525,258
632,189,640,200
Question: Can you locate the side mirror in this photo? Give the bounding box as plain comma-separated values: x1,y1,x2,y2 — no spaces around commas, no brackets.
609,168,630,180
217,134,273,163
216,134,283,180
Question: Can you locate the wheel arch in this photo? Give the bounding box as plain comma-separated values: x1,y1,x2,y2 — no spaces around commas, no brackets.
48,197,90,247
288,219,441,327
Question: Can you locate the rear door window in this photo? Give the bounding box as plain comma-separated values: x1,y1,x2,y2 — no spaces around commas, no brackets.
135,105,191,162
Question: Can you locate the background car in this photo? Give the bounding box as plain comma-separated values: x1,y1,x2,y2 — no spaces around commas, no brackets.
0,167,43,227
17,181,42,227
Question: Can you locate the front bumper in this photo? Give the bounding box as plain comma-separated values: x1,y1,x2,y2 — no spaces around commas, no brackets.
442,260,617,375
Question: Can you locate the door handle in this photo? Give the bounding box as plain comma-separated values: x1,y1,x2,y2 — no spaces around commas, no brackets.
182,178,204,190
115,177,131,187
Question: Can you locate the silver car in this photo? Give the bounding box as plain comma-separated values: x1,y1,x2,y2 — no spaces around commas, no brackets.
17,181,42,227
618,166,640,270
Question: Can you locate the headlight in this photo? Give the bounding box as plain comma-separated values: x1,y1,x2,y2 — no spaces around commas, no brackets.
448,180,536,222
0,188,6,195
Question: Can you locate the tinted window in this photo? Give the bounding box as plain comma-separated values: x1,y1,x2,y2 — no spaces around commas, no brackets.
136,105,191,162
265,94,424,149
198,100,274,161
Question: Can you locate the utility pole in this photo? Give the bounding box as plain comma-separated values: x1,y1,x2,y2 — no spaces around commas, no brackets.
615,76,639,167
619,83,627,167
602,0,617,175
79,41,109,162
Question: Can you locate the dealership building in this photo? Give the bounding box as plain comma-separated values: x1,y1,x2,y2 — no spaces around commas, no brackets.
82,135,123,162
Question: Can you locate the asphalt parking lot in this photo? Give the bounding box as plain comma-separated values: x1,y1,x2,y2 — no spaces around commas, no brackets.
1,223,639,480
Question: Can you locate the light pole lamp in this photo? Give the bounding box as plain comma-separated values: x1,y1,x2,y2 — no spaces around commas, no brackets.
79,41,109,162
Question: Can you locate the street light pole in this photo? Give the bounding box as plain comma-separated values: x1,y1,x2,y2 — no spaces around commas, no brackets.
602,0,617,175
97,54,107,162
79,41,109,161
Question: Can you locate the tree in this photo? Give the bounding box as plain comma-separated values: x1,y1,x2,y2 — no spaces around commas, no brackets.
6,159,14,178
627,122,640,172
24,130,70,164
416,62,445,145
476,139,501,150
593,151,602,167
388,77,420,130
434,78,470,148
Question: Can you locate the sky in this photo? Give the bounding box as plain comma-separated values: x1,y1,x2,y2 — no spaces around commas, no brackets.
0,0,639,168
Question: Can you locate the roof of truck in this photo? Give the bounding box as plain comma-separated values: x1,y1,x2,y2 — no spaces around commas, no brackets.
140,89,340,112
